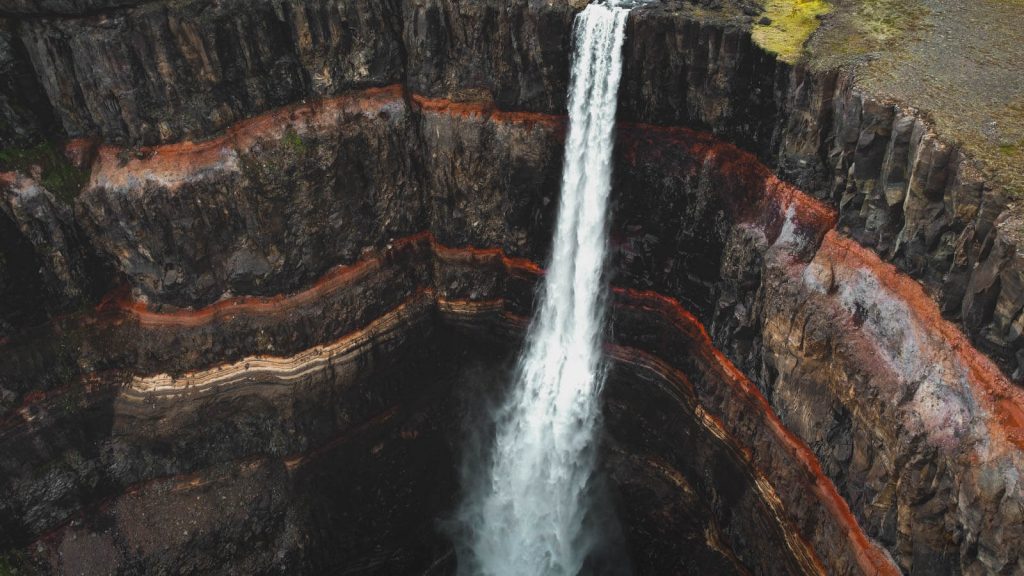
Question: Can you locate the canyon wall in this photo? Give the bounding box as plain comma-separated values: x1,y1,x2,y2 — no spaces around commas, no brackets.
3,0,1019,380
0,232,899,574
0,0,1022,574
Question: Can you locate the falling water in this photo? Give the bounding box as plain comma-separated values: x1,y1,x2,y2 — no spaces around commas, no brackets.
456,3,631,575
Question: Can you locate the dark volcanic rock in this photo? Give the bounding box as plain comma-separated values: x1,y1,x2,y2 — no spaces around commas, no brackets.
402,0,576,114
5,0,1024,377
755,232,1024,574
13,0,577,145
75,92,568,307
18,0,404,144
63,87,1024,573
0,237,898,574
6,321,474,575
0,0,145,14
0,173,103,329
417,101,565,262
620,5,782,159
963,211,1024,376
76,90,421,306
0,2,1022,575
0,20,59,148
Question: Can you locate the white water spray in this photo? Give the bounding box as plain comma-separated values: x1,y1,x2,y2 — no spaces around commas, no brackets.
456,3,631,574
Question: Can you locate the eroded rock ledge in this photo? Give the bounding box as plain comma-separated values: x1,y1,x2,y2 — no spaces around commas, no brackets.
64,79,1024,382
0,0,1019,381
0,85,1020,572
1,230,899,574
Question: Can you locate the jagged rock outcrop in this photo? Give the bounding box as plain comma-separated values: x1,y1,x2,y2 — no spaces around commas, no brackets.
0,21,58,148
0,172,102,330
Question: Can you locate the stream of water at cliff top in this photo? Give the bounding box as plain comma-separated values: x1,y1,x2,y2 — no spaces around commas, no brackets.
455,3,631,574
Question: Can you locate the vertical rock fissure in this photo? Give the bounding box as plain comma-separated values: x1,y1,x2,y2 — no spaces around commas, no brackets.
455,3,630,575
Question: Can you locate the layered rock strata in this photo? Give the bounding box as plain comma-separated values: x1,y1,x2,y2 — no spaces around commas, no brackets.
0,1,1021,574
0,232,898,574
28,89,1018,573
7,315,474,574
4,0,1019,379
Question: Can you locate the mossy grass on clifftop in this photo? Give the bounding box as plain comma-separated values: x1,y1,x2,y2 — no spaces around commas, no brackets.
752,0,832,63
805,0,927,70
809,0,1024,198
751,0,924,66
0,140,88,204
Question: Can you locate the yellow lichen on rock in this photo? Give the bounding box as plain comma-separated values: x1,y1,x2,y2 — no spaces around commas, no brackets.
752,0,831,63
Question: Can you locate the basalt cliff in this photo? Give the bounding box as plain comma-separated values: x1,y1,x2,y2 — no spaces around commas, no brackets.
1,0,1023,574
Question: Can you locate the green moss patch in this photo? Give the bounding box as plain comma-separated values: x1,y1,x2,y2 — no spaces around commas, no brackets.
0,141,89,204
752,0,832,63
283,128,308,156
807,0,928,70
0,551,29,576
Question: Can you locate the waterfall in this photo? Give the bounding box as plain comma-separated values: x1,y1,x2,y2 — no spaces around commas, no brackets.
456,3,631,574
